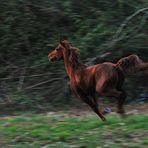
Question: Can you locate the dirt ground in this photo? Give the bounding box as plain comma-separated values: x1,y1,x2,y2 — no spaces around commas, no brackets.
0,102,147,119
44,102,148,118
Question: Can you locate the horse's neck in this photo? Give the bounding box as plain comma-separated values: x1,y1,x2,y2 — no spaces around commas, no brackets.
62,48,85,80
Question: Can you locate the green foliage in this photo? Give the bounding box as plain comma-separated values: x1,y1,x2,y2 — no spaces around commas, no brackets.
0,0,147,108
0,0,147,59
0,114,148,147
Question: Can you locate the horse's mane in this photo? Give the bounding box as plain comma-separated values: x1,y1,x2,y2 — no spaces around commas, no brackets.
69,47,80,69
66,45,86,70
59,39,83,70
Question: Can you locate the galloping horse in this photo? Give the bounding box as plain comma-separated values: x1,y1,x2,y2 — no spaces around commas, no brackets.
48,38,138,121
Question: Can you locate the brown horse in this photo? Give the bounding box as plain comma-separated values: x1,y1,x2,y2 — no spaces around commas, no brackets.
48,38,127,121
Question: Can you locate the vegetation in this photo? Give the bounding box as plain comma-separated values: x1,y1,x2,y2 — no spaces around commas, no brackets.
0,0,148,110
0,113,148,148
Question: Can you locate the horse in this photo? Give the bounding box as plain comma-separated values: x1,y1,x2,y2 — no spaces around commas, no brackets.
48,38,143,121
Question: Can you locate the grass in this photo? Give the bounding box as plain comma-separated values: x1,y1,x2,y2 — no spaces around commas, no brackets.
0,112,147,148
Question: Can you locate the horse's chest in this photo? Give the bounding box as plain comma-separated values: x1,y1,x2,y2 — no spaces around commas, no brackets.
70,76,80,88
70,74,94,91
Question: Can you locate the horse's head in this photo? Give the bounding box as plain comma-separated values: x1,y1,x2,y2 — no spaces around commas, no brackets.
48,44,63,61
48,38,70,61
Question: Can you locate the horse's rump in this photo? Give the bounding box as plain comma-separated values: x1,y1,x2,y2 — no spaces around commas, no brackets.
93,63,122,94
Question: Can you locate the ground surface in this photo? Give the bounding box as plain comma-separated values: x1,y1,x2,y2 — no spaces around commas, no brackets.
0,103,148,148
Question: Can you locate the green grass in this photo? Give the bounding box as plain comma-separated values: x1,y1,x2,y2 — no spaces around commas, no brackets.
0,113,148,148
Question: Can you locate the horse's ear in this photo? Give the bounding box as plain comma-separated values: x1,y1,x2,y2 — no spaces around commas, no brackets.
60,36,69,45
60,36,68,43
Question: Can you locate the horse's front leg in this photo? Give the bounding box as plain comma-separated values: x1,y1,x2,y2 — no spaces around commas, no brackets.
90,95,107,121
87,99,106,121
72,88,106,121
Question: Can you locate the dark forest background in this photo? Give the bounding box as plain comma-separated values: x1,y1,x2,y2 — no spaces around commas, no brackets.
0,0,148,112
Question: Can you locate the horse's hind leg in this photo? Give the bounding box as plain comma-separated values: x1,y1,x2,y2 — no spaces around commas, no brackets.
117,90,127,115
102,88,127,116
97,86,126,116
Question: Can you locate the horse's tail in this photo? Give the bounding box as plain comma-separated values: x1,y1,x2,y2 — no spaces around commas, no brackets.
134,62,148,75
115,54,148,75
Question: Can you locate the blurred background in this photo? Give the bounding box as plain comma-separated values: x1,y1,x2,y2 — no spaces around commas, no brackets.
0,0,148,113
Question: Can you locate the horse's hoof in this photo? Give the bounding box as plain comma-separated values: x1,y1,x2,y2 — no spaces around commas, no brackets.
101,117,106,121
103,107,112,115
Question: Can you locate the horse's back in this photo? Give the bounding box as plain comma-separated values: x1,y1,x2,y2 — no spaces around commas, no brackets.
74,62,122,93
78,62,116,84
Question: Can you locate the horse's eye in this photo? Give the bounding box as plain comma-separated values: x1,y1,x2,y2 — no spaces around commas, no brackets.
56,48,60,51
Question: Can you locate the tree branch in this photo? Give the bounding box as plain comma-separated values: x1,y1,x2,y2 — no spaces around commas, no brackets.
110,7,148,47
24,78,62,90
113,7,148,40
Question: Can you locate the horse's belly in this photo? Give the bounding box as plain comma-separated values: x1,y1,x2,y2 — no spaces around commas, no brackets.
70,75,95,94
